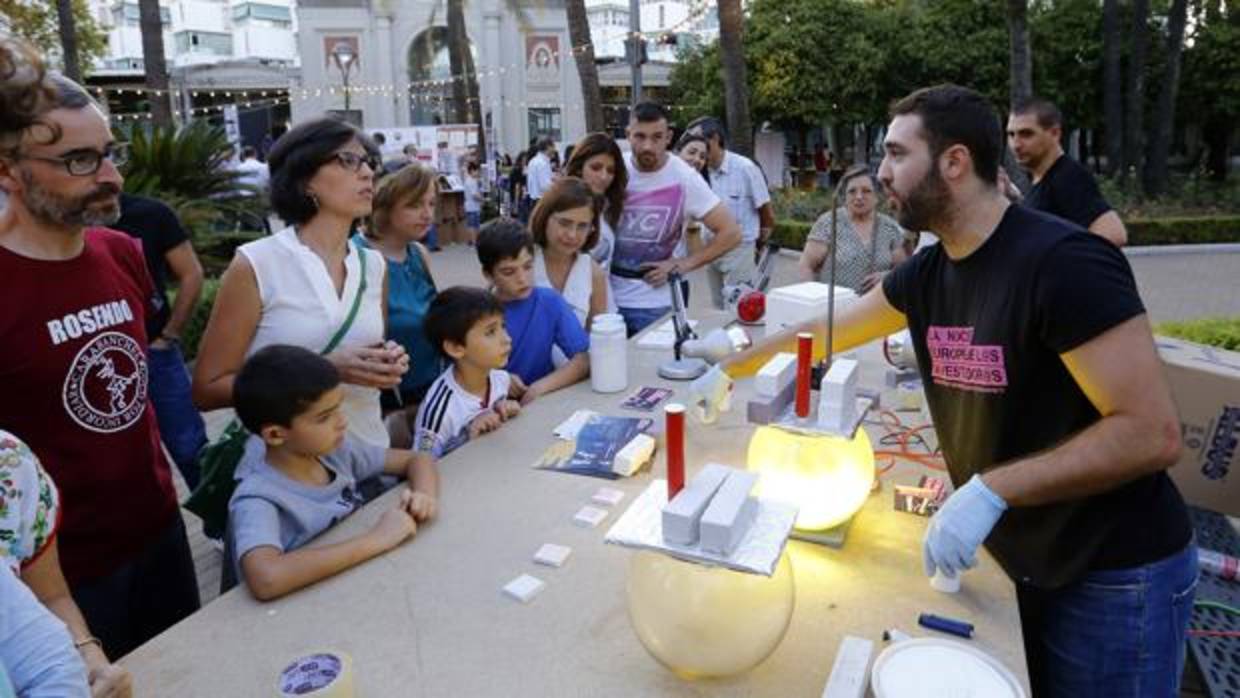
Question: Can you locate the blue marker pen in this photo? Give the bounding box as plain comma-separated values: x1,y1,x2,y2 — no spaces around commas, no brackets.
918,612,974,639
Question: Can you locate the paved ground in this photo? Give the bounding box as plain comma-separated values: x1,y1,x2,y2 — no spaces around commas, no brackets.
184,240,1240,604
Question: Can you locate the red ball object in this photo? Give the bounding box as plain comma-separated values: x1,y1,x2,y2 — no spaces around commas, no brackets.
736,291,765,323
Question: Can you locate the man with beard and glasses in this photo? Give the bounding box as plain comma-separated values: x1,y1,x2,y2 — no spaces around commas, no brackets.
0,70,200,660
722,84,1193,697
1007,97,1127,247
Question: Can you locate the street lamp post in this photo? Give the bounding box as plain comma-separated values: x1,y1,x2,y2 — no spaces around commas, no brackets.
331,41,356,112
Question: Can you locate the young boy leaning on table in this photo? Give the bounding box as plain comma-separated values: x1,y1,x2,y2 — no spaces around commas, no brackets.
475,219,591,405
411,286,524,457
227,345,439,601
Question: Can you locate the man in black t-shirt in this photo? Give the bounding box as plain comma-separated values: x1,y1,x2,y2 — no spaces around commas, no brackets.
112,193,208,489
1008,97,1128,246
725,85,1193,696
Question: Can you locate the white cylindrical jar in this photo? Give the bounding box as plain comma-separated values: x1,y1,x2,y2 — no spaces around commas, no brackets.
590,313,628,393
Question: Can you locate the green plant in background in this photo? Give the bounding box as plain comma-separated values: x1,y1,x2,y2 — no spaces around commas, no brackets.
174,278,221,361
1157,317,1240,352
118,120,265,239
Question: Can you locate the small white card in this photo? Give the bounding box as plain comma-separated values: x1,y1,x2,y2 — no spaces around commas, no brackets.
502,574,546,603
591,487,625,507
573,506,608,528
533,543,572,568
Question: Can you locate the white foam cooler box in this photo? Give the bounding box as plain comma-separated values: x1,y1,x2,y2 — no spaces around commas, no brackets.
764,282,858,337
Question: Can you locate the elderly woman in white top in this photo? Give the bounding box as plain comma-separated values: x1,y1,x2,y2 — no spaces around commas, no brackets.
193,118,407,447
797,165,913,294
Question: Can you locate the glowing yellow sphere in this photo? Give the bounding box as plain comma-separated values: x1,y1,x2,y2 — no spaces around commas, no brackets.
626,550,795,679
746,425,875,531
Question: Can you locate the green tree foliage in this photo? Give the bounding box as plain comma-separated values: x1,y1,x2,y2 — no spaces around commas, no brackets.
668,41,725,124
0,0,107,74
1179,3,1240,179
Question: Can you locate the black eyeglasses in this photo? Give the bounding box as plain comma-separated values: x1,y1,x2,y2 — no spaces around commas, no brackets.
331,151,378,173
19,143,130,176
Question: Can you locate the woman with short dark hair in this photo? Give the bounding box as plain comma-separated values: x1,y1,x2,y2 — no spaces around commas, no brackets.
192,117,407,447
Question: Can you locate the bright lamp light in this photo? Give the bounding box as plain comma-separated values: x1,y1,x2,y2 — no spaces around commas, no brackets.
746,425,875,531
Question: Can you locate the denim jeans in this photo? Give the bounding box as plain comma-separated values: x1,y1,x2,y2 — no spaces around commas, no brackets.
1017,541,1198,697
425,223,440,249
618,306,671,338
148,342,207,490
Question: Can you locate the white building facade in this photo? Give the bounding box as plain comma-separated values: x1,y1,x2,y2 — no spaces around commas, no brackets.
292,0,586,158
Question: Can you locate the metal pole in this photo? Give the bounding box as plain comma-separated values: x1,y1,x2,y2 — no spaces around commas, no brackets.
629,0,642,108
343,68,351,112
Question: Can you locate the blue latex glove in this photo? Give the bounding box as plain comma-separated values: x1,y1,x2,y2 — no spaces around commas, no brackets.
922,474,1008,577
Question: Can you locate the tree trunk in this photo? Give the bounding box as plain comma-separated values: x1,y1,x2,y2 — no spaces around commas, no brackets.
1123,0,1150,185
55,0,82,82
566,0,605,133
138,0,173,127
1203,117,1231,182
446,0,485,159
1142,0,1188,197
1006,0,1032,108
1101,0,1124,176
717,0,753,158
446,0,471,124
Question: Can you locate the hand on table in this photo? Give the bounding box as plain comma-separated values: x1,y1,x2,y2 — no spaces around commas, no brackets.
468,411,504,438
88,662,132,698
922,474,1007,577
508,373,527,399
517,385,543,407
400,487,438,522
495,399,522,420
370,507,417,550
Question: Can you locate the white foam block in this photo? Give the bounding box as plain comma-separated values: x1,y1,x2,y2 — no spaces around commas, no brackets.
661,463,730,546
591,487,626,507
819,359,859,408
756,352,798,398
573,506,608,528
533,544,573,568
502,574,546,603
700,469,760,556
613,433,656,477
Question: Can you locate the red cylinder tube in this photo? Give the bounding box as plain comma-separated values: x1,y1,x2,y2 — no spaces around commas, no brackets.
796,332,813,418
665,403,686,499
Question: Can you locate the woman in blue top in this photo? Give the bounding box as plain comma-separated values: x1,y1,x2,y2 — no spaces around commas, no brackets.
355,163,443,447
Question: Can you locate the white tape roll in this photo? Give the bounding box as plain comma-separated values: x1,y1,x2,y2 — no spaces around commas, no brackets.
276,651,355,697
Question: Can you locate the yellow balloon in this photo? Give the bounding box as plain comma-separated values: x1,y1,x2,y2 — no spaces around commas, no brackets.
747,426,875,531
626,550,795,679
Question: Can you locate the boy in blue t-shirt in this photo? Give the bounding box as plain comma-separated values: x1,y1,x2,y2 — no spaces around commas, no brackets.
476,219,590,404
228,345,440,601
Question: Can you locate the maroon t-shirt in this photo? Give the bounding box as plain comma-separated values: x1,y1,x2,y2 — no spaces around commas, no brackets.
0,227,178,585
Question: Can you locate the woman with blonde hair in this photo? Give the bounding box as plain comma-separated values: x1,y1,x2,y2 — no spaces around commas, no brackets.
353,163,442,446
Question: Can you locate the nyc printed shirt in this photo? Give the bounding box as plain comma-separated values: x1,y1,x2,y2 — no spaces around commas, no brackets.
882,205,1189,589
0,228,177,584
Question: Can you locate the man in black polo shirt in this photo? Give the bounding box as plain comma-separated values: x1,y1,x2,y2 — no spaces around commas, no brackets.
112,193,208,489
726,85,1194,696
1008,97,1128,246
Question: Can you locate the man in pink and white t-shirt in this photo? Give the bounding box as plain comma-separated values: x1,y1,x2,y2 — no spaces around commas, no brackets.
610,102,742,336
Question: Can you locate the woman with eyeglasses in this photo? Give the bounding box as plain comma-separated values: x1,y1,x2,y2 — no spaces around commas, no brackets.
797,165,911,294
192,117,407,449
530,177,609,346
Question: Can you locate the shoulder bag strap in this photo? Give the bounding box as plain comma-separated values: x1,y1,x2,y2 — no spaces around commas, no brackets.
322,243,369,355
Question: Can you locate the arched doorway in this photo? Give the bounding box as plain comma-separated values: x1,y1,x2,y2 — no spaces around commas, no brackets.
407,26,479,126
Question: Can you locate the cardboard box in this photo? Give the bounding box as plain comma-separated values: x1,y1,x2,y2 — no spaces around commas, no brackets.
1156,336,1240,516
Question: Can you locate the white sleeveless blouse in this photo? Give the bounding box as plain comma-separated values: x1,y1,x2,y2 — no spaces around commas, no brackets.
238,226,389,447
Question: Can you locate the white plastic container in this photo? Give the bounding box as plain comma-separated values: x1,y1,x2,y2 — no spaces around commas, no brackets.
590,313,628,393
